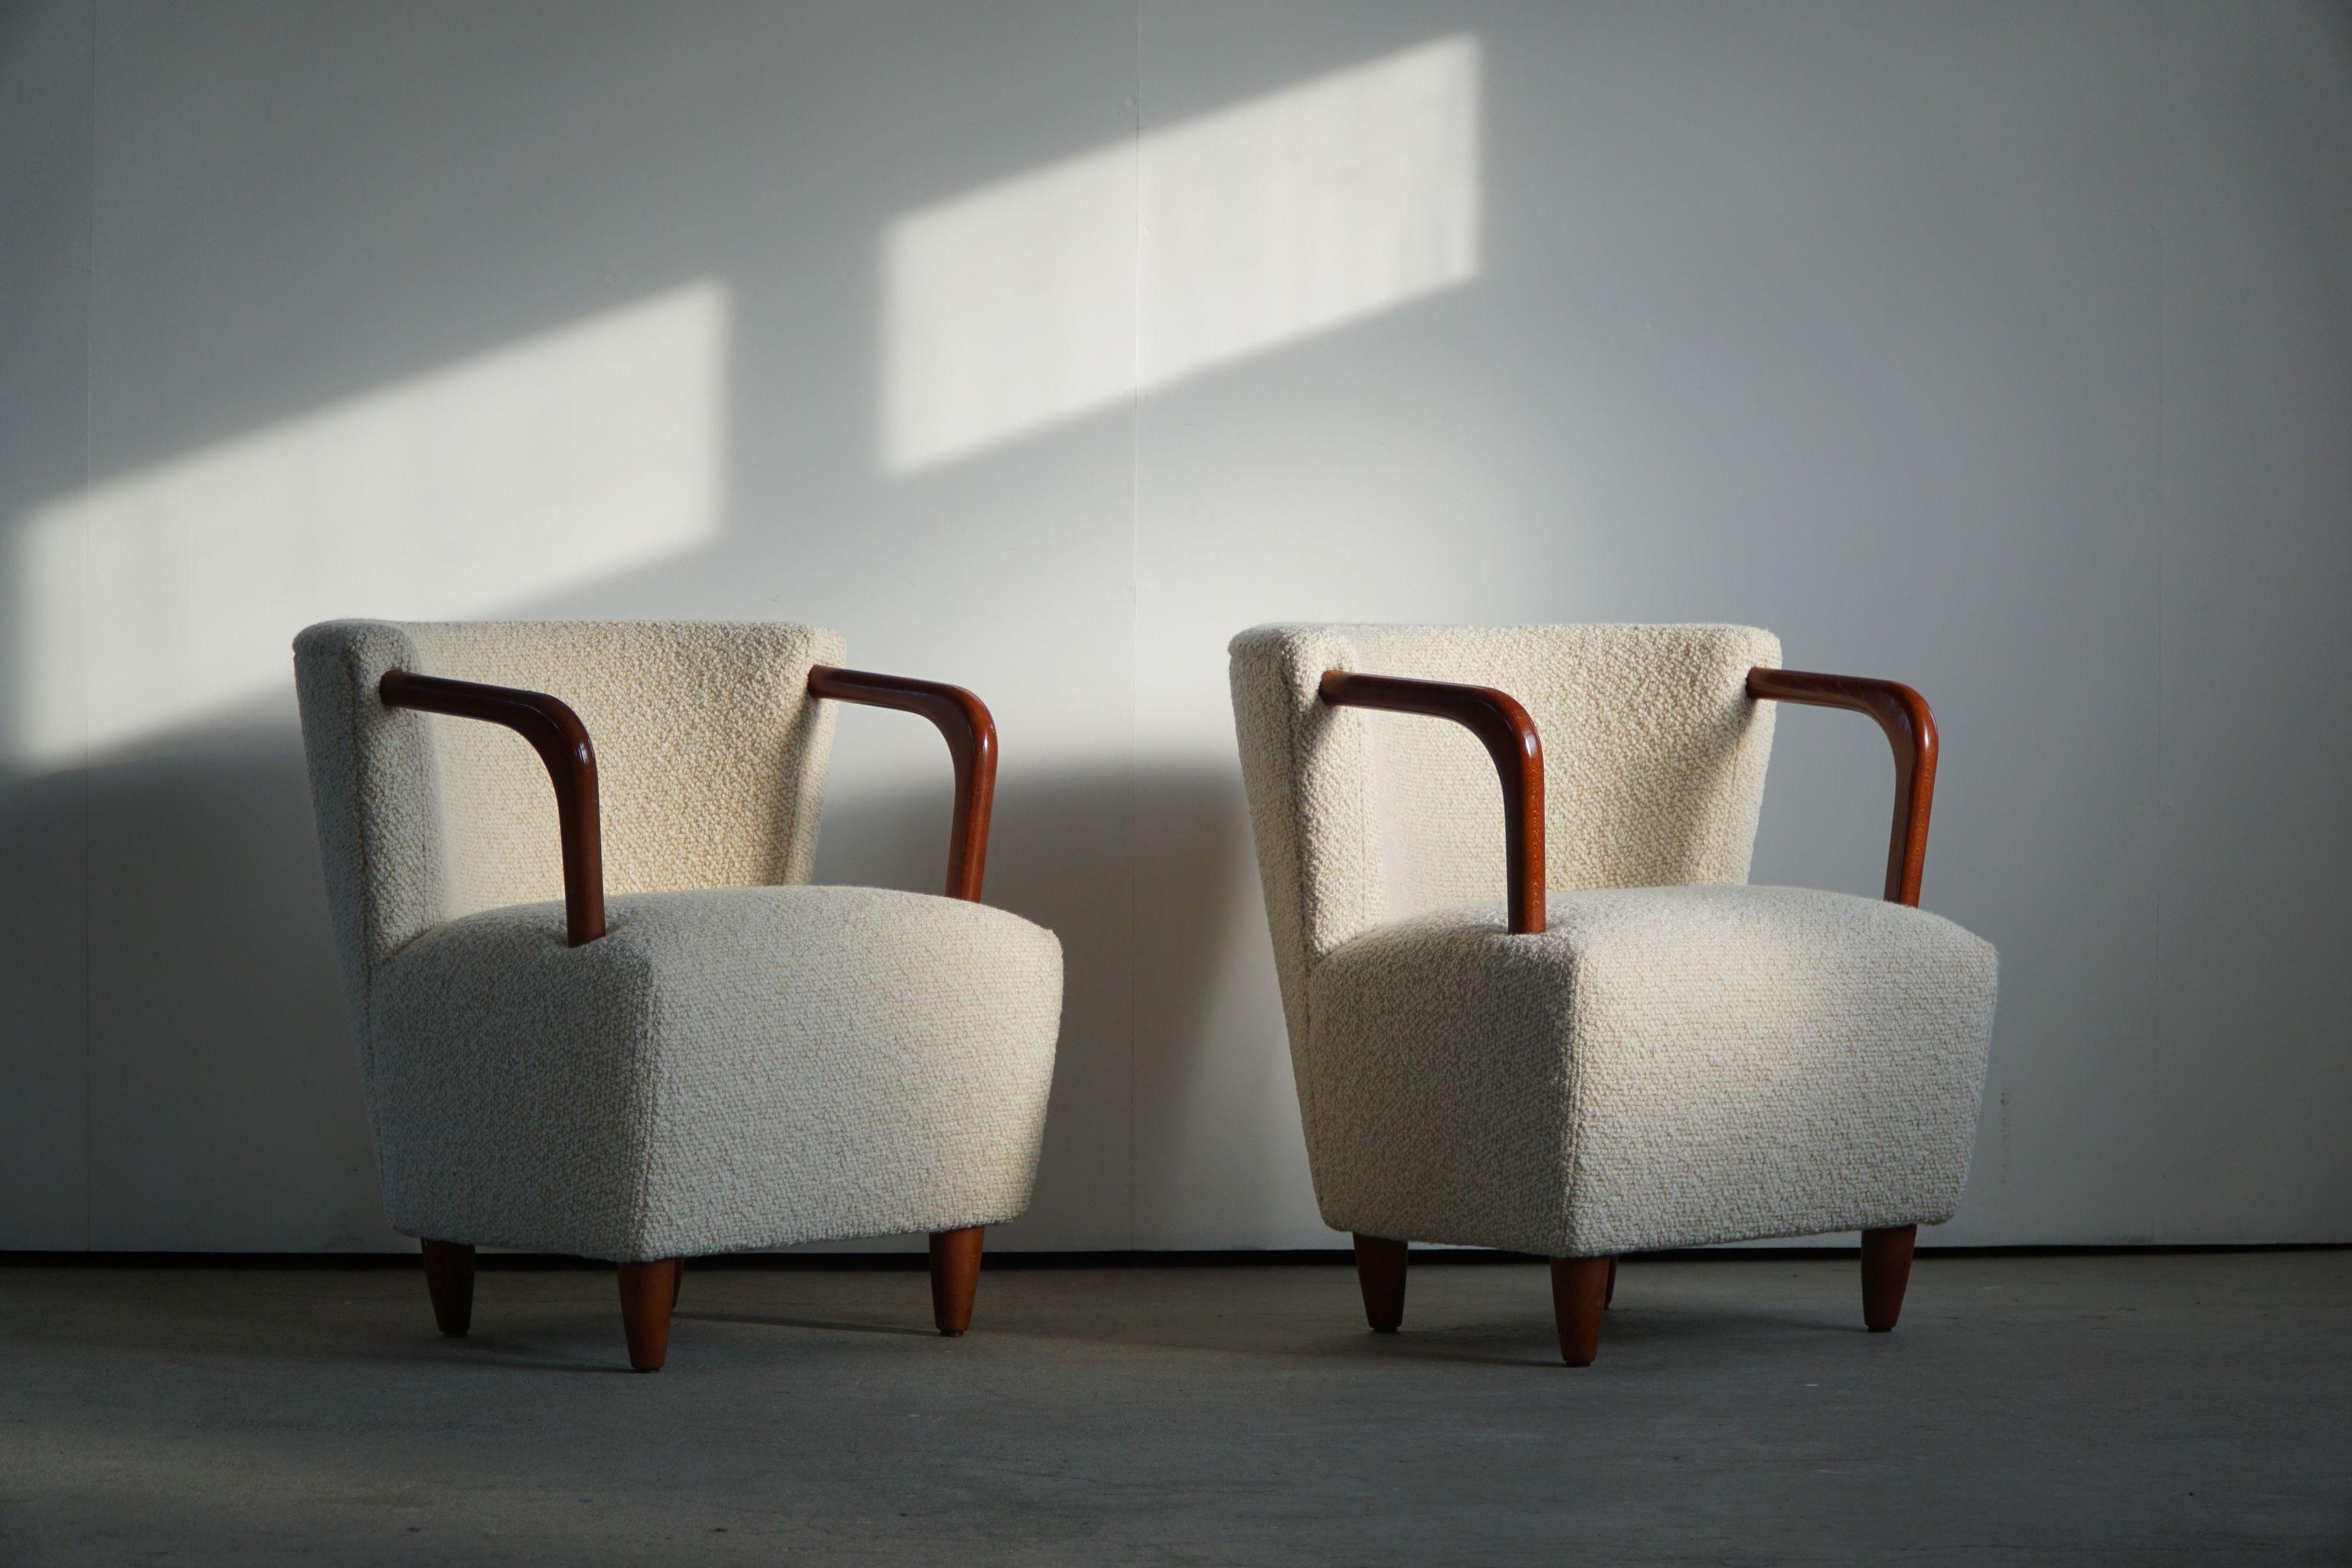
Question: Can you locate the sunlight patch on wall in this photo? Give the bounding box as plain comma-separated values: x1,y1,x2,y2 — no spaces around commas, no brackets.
6,283,730,767
882,34,1480,473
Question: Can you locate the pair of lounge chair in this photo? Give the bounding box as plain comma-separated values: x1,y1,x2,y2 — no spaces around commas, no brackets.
292,619,1995,1370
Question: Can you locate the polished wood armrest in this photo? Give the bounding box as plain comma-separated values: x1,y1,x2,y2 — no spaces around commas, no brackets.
807,665,998,903
1746,666,1939,907
377,670,606,946
1318,670,1547,935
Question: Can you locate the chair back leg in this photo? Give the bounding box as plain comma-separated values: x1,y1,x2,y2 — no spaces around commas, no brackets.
1352,1235,1408,1332
420,1240,475,1337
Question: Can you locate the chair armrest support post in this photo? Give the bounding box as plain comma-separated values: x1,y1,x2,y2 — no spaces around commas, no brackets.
377,670,606,945
1318,670,1547,935
1745,667,1939,906
807,666,998,903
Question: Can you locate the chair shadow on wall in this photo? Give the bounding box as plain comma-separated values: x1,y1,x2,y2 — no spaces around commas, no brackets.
753,756,1263,1261
1,710,1262,1266
0,705,382,1251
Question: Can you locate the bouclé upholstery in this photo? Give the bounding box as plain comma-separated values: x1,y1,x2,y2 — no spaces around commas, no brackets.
1230,623,1997,1257
371,887,1061,1261
294,621,1063,1263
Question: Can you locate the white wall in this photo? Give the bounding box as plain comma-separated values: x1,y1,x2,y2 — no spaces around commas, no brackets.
4,0,2347,1252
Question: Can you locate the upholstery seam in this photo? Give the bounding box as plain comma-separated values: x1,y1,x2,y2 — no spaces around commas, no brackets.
1285,648,1337,1147
624,940,662,1263
1558,939,1587,1258
335,642,381,1078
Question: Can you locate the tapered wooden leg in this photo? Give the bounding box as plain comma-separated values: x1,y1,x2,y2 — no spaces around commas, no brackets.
1861,1225,1916,1332
420,1240,475,1337
618,1259,681,1371
1606,1256,1618,1308
1352,1234,1407,1332
929,1227,985,1336
1551,1256,1612,1367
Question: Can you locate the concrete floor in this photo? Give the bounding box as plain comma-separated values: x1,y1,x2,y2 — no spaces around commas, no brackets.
2,1252,2346,1565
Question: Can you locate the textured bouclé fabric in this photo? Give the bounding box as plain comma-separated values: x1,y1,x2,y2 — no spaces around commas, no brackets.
1229,623,1998,1256
294,621,1063,1261
371,886,1062,1261
1308,888,1995,1256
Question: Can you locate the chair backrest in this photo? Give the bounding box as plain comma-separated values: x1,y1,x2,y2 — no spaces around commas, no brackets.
1228,622,1782,1041
293,619,845,1035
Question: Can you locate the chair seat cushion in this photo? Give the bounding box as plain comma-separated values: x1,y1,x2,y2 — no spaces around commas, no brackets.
1304,885,1997,1256
368,885,1063,1261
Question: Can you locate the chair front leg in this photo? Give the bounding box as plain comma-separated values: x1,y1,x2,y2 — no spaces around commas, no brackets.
618,1259,681,1371
1861,1226,1916,1332
1551,1256,1613,1367
928,1227,985,1336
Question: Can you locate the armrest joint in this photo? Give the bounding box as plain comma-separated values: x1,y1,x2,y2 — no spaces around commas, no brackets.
378,670,606,945
1319,670,1547,935
808,666,998,903
1746,666,1939,906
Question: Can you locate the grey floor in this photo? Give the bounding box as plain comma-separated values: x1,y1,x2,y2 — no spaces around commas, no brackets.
2,1252,2347,1566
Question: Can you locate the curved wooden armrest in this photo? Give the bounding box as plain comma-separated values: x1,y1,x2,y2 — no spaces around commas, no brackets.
1318,670,1547,935
807,665,998,903
377,670,606,946
1746,667,1938,906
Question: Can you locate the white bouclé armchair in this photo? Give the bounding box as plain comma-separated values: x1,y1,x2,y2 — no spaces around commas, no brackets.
294,621,1063,1370
1228,623,1997,1365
